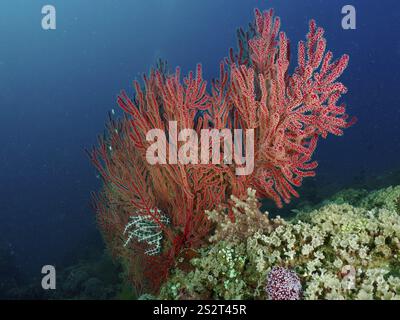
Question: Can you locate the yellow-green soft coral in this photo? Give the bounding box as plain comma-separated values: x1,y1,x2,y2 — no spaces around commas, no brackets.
359,185,400,211
159,185,400,300
159,242,250,299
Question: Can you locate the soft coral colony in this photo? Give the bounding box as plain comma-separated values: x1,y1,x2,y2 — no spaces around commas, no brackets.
88,9,355,295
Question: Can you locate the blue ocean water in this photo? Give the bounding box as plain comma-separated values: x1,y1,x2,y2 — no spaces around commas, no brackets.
0,0,399,295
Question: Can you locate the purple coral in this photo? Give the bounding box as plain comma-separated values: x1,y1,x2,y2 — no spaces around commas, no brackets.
266,266,302,300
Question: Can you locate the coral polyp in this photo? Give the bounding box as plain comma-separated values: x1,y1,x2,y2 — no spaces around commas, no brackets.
266,267,302,300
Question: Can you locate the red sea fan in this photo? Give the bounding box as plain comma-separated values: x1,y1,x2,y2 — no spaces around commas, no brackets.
88,8,355,293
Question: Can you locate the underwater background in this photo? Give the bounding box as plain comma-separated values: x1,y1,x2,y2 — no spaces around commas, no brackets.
0,0,399,299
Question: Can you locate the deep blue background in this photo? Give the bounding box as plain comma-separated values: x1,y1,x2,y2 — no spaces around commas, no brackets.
0,0,399,277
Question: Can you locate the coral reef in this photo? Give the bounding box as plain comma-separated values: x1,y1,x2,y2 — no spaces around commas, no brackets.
159,185,400,300
89,8,354,293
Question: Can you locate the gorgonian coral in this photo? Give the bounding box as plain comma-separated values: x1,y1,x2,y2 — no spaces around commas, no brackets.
88,8,354,293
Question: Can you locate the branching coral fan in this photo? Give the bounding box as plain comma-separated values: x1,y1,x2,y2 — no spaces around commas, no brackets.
88,8,354,293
